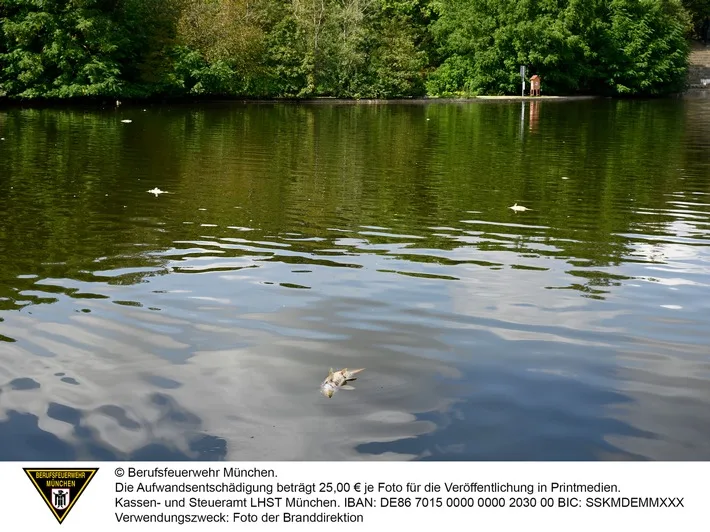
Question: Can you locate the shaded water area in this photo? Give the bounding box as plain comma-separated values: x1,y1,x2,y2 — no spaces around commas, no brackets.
1,99,709,461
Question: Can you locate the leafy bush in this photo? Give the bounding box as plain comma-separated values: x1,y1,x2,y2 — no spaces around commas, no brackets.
0,0,695,99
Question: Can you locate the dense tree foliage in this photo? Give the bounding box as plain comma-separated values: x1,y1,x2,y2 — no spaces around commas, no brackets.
0,0,698,99
428,0,692,96
682,0,710,39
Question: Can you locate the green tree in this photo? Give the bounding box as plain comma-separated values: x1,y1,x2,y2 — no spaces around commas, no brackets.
262,0,430,98
428,0,690,97
166,0,270,95
682,0,710,39
364,0,431,97
0,0,127,98
0,0,179,99
261,5,308,97
601,0,690,95
120,0,181,91
290,0,332,95
0,0,695,100
296,0,430,97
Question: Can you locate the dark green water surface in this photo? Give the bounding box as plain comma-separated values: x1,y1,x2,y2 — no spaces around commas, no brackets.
0,99,709,460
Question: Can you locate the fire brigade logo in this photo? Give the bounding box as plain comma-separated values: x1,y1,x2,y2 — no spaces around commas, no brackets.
24,468,98,524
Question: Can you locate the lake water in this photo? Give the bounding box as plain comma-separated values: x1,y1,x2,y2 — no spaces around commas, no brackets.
0,99,709,461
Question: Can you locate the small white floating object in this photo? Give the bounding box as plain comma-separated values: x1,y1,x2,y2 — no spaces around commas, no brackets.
509,203,531,212
121,119,132,123
148,188,167,196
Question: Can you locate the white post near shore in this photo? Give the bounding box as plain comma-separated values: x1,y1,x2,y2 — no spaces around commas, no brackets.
520,65,526,97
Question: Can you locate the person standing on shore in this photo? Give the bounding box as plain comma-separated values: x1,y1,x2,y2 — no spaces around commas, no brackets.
530,74,542,96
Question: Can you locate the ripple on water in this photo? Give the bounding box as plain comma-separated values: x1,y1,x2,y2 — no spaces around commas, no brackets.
1,101,710,460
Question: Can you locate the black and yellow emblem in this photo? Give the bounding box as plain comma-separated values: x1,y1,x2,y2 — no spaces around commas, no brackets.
24,468,99,524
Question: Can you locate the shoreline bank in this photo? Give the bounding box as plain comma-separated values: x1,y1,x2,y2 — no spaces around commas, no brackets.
2,93,705,110
0,95,607,110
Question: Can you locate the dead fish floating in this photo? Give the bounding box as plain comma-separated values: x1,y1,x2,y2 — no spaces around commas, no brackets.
320,367,365,398
509,203,531,212
147,188,167,196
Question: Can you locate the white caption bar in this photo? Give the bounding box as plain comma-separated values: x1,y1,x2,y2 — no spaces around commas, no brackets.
3,462,704,530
